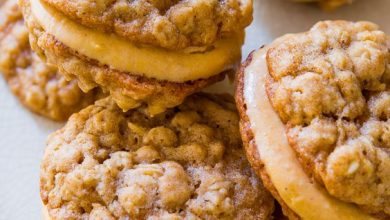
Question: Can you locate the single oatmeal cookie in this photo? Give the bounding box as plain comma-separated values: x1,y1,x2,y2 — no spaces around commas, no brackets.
19,0,251,115
236,20,389,219
40,94,274,220
0,0,101,121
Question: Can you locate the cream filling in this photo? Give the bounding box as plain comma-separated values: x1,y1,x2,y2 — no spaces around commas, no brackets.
30,0,243,82
243,47,377,220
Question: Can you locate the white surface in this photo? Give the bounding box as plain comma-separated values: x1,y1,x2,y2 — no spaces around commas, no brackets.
0,0,390,219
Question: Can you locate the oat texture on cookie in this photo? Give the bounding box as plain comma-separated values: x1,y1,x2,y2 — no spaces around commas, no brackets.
40,94,274,220
266,20,390,216
0,0,100,121
39,0,253,49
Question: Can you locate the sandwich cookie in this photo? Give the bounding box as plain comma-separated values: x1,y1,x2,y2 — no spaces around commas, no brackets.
20,0,253,115
236,20,389,219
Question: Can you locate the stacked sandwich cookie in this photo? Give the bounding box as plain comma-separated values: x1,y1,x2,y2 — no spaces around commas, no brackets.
19,0,253,115
236,20,389,219
0,0,101,121
10,0,280,219
40,94,275,219
5,0,386,218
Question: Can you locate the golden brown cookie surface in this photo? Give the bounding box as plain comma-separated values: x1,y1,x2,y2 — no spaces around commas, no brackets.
39,0,253,50
0,0,101,121
266,20,389,217
40,94,274,220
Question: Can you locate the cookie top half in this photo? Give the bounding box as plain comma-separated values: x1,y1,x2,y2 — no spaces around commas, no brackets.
40,94,274,220
38,0,253,50
0,0,101,121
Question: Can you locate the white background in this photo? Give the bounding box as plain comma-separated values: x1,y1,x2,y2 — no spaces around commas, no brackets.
0,0,389,219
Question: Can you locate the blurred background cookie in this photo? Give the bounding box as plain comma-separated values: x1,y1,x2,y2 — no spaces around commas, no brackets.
236,20,389,219
0,0,102,121
40,93,274,219
293,0,353,10
19,0,253,115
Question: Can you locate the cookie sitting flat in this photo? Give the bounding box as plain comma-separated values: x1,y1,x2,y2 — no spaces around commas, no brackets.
40,94,274,220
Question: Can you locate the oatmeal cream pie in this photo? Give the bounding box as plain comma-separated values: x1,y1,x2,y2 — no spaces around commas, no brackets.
40,93,274,220
236,21,390,219
0,0,101,121
294,0,353,10
19,0,252,115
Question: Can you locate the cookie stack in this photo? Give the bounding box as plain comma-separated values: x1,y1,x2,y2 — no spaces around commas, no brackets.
2,0,277,219
1,0,389,219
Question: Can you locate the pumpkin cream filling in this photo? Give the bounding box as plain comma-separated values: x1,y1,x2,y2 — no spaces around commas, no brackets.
30,0,243,82
243,47,377,220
